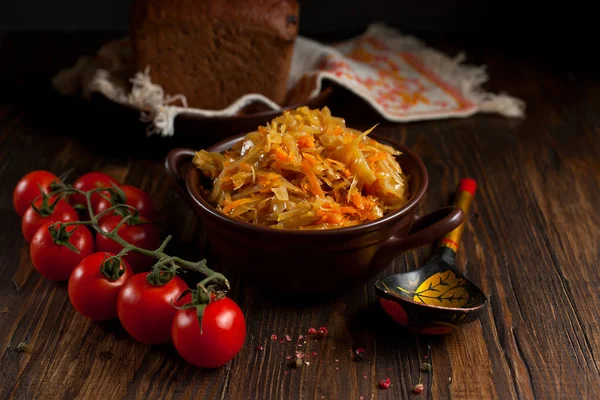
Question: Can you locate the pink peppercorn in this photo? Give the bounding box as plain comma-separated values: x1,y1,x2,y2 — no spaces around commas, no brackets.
379,377,391,389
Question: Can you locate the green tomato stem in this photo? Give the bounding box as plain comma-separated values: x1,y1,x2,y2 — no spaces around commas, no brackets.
49,185,228,293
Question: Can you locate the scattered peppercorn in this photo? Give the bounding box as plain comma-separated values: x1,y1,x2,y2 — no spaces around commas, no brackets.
17,341,28,353
255,345,264,351
317,326,328,337
270,334,278,341
421,363,432,372
413,383,424,394
354,348,366,361
379,377,391,389
293,357,303,368
308,327,317,335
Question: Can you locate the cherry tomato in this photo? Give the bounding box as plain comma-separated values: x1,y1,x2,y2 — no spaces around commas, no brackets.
70,172,119,211
30,222,95,281
13,170,59,217
117,273,190,344
68,252,133,321
172,297,246,368
94,185,158,221
22,197,78,242
95,215,160,273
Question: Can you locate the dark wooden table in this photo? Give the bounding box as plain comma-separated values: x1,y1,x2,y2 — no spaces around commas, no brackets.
1,34,599,400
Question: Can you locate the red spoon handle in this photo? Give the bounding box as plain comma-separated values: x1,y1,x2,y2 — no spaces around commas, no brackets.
439,178,477,252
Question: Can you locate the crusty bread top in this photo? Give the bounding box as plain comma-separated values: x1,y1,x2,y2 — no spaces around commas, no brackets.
132,0,299,41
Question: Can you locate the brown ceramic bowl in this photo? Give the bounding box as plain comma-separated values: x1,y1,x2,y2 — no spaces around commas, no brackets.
165,133,464,295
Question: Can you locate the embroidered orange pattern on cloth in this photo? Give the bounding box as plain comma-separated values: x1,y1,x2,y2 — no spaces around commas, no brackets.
297,24,525,123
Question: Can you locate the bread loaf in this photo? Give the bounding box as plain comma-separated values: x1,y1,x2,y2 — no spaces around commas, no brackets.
130,0,299,110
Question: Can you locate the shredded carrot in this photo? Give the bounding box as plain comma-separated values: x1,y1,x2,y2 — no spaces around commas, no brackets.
351,193,363,208
368,152,387,163
302,153,319,166
221,198,255,214
297,135,316,148
274,147,290,161
302,159,325,197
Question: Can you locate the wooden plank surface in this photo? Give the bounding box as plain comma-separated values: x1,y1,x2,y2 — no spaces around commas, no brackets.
0,34,599,399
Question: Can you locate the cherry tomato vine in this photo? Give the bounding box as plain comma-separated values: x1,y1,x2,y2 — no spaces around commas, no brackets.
49,180,230,327
14,170,246,368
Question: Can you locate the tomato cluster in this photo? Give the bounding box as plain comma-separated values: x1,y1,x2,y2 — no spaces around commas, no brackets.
13,170,246,368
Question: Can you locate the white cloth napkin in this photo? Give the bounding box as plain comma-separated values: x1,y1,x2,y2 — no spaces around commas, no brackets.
52,23,525,137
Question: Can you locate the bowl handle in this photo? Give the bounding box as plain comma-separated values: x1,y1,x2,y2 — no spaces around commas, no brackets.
382,206,465,254
165,148,197,199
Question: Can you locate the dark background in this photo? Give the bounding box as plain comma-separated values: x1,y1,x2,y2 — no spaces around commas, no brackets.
0,0,594,100
0,0,512,33
0,0,590,41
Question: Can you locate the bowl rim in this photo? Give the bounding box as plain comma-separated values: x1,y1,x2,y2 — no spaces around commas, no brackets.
180,87,334,122
184,132,429,236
